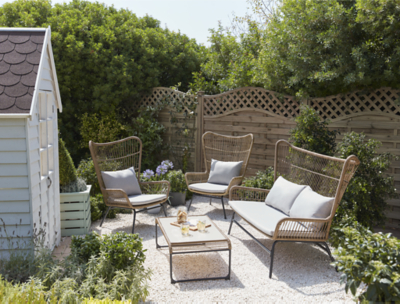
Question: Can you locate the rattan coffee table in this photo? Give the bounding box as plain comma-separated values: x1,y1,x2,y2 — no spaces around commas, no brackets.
155,215,232,283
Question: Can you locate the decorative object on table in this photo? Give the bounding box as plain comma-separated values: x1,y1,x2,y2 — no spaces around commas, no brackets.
141,160,175,213
176,206,188,223
166,169,187,206
156,215,231,283
185,132,254,219
180,222,190,235
228,139,360,279
170,218,211,231
89,137,170,233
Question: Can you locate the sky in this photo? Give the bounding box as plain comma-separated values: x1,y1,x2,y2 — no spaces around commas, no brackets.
0,0,252,45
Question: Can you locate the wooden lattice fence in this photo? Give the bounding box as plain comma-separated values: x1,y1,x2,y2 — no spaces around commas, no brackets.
137,86,400,228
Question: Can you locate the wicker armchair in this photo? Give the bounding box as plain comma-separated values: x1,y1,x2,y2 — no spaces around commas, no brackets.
185,132,254,218
89,136,170,233
228,139,360,278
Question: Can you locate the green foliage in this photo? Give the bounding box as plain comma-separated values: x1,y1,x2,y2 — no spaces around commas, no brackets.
59,137,78,187
71,232,102,264
289,105,338,156
129,106,167,170
0,0,203,162
336,132,398,228
165,170,187,193
80,113,129,151
0,277,50,303
331,221,400,302
60,178,87,193
90,194,117,222
242,167,275,189
100,233,145,271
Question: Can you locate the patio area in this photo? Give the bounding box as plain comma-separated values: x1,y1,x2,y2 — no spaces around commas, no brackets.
81,196,353,302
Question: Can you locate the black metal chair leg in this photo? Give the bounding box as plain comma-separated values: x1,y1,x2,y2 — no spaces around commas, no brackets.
100,206,111,227
228,212,235,235
315,242,335,262
132,210,136,234
209,198,212,205
269,241,278,279
162,203,167,217
221,197,227,219
187,196,194,211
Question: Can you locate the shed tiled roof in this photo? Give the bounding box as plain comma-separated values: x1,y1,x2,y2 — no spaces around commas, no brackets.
0,31,45,113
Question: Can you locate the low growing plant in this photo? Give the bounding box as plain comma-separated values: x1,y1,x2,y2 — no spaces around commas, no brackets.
71,232,102,264
165,169,187,193
242,167,275,189
331,220,400,302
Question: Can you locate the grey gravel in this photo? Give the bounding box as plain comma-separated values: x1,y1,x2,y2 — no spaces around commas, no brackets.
91,196,353,303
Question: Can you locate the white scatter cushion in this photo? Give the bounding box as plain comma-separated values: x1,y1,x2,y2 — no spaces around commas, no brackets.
101,167,141,196
188,183,228,194
207,159,243,185
265,176,306,215
128,194,166,206
290,186,334,219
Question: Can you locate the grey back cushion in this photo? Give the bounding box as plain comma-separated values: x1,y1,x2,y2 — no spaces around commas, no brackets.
101,167,142,196
207,159,243,185
265,176,306,215
290,186,334,219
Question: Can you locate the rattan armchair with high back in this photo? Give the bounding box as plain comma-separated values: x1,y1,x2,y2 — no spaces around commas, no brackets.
227,139,360,278
89,136,170,233
185,132,254,219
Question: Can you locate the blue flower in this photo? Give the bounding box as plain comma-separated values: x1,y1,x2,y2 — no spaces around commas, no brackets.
161,160,174,170
143,169,154,179
156,164,168,176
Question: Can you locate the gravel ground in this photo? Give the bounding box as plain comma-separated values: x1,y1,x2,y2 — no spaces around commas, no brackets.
91,196,353,303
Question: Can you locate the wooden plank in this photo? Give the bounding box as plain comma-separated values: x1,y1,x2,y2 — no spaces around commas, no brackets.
0,119,25,126
0,201,30,213
0,213,30,225
28,125,39,139
40,67,52,81
0,139,26,151
0,126,25,138
0,177,29,188
0,224,31,237
204,123,291,135
205,115,295,124
0,164,28,176
0,152,27,164
330,121,400,129
38,79,53,91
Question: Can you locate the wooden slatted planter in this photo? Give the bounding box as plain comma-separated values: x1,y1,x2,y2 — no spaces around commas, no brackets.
60,185,91,236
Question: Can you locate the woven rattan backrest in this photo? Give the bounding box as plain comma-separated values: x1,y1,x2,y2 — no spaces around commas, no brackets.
202,132,254,177
89,137,142,191
274,140,360,216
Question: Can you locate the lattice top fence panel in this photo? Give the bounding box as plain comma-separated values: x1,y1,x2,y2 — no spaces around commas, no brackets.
135,87,197,113
310,87,400,120
203,87,300,118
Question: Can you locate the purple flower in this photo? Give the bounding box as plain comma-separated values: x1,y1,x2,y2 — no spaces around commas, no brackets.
143,169,154,179
161,160,174,170
156,164,168,176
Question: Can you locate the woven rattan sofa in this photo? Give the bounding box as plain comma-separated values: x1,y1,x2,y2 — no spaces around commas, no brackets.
89,136,170,233
185,131,253,219
228,139,360,278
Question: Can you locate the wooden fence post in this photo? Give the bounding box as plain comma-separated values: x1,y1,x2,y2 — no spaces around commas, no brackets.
195,91,205,172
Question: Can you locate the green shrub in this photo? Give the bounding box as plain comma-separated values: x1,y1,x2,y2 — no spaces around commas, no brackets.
242,167,275,189
289,104,338,156
59,137,78,187
60,178,87,193
331,222,400,302
336,132,398,228
100,232,145,271
166,170,187,193
77,159,99,195
90,194,117,222
80,113,129,152
71,232,102,264
0,277,50,303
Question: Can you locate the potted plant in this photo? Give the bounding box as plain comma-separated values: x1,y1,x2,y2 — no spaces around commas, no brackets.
59,138,91,236
165,169,187,206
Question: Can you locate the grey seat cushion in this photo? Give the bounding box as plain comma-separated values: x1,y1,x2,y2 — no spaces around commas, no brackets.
128,194,167,206
265,176,306,214
290,186,334,219
229,200,288,236
207,159,243,185
188,182,228,194
101,167,141,196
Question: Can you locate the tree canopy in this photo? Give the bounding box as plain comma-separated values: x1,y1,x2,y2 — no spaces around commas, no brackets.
0,0,204,159
191,0,400,98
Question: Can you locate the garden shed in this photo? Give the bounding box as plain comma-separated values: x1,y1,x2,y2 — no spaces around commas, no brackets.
0,27,62,255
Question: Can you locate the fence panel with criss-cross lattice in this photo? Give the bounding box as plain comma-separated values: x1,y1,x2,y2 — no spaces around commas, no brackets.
137,86,400,228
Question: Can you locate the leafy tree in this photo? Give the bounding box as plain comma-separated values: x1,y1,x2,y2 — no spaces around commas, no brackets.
0,0,203,161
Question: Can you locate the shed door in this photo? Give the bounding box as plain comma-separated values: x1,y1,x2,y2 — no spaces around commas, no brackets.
38,92,59,247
